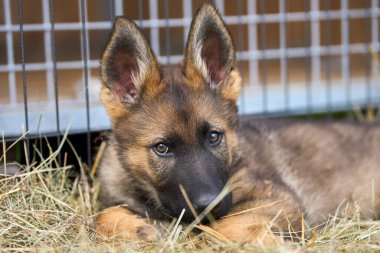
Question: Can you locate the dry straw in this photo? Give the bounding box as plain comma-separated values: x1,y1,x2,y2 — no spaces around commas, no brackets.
0,133,379,252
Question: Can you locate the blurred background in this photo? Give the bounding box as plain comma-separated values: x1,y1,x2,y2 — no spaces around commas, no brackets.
0,0,379,165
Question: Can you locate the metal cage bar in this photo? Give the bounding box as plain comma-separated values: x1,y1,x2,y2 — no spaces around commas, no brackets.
79,0,91,167
259,0,268,114
182,0,192,44
2,9,379,33
42,0,54,101
279,0,289,111
149,0,160,57
365,0,372,107
49,0,61,163
115,0,123,16
310,0,321,89
17,0,30,155
164,0,171,64
341,0,351,114
0,43,378,73
215,0,224,15
371,0,379,102
304,0,312,115
323,0,333,117
236,0,245,113
1,0,380,141
247,0,259,87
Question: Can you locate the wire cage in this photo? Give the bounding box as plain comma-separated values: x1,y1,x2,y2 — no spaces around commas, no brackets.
1,0,380,141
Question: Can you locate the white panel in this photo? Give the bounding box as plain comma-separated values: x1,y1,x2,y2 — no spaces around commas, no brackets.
3,0,16,105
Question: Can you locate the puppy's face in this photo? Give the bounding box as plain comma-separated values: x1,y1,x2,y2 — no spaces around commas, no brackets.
100,3,241,221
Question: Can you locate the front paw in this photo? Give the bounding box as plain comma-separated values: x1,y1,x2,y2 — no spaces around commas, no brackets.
95,206,160,242
211,216,280,245
136,224,161,242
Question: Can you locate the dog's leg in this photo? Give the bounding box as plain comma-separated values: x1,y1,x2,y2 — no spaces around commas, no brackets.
210,197,301,245
211,213,281,245
96,206,160,242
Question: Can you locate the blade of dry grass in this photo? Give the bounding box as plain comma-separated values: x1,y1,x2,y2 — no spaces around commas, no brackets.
90,141,106,178
221,199,287,219
1,133,380,252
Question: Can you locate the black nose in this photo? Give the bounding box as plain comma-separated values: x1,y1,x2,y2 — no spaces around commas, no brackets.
193,194,216,213
192,192,232,219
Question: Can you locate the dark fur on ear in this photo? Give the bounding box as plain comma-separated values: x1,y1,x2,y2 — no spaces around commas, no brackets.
184,3,237,89
100,17,160,104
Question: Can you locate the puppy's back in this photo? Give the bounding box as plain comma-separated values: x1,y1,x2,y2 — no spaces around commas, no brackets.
238,118,380,224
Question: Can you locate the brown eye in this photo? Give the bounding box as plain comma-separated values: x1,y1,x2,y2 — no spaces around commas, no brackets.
153,143,172,156
209,131,223,146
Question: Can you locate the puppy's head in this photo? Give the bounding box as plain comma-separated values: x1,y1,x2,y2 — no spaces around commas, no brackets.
100,3,241,222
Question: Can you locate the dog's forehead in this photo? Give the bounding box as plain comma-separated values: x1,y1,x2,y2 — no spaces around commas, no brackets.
133,67,225,139
160,65,186,85
123,64,235,145
159,66,221,122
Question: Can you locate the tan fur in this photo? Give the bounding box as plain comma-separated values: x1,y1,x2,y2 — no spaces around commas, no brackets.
97,3,380,245
209,166,304,243
100,16,163,126
124,147,158,181
100,86,128,126
96,206,160,242
212,216,280,245
183,3,239,101
100,74,164,127
100,18,161,97
220,70,241,101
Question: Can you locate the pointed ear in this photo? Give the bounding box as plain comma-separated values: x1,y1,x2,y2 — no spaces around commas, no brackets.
101,17,160,105
184,3,241,100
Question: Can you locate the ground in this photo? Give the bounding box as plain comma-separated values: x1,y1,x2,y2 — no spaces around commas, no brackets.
1,134,380,252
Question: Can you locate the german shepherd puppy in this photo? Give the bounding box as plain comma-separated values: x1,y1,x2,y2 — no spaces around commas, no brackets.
96,3,380,244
